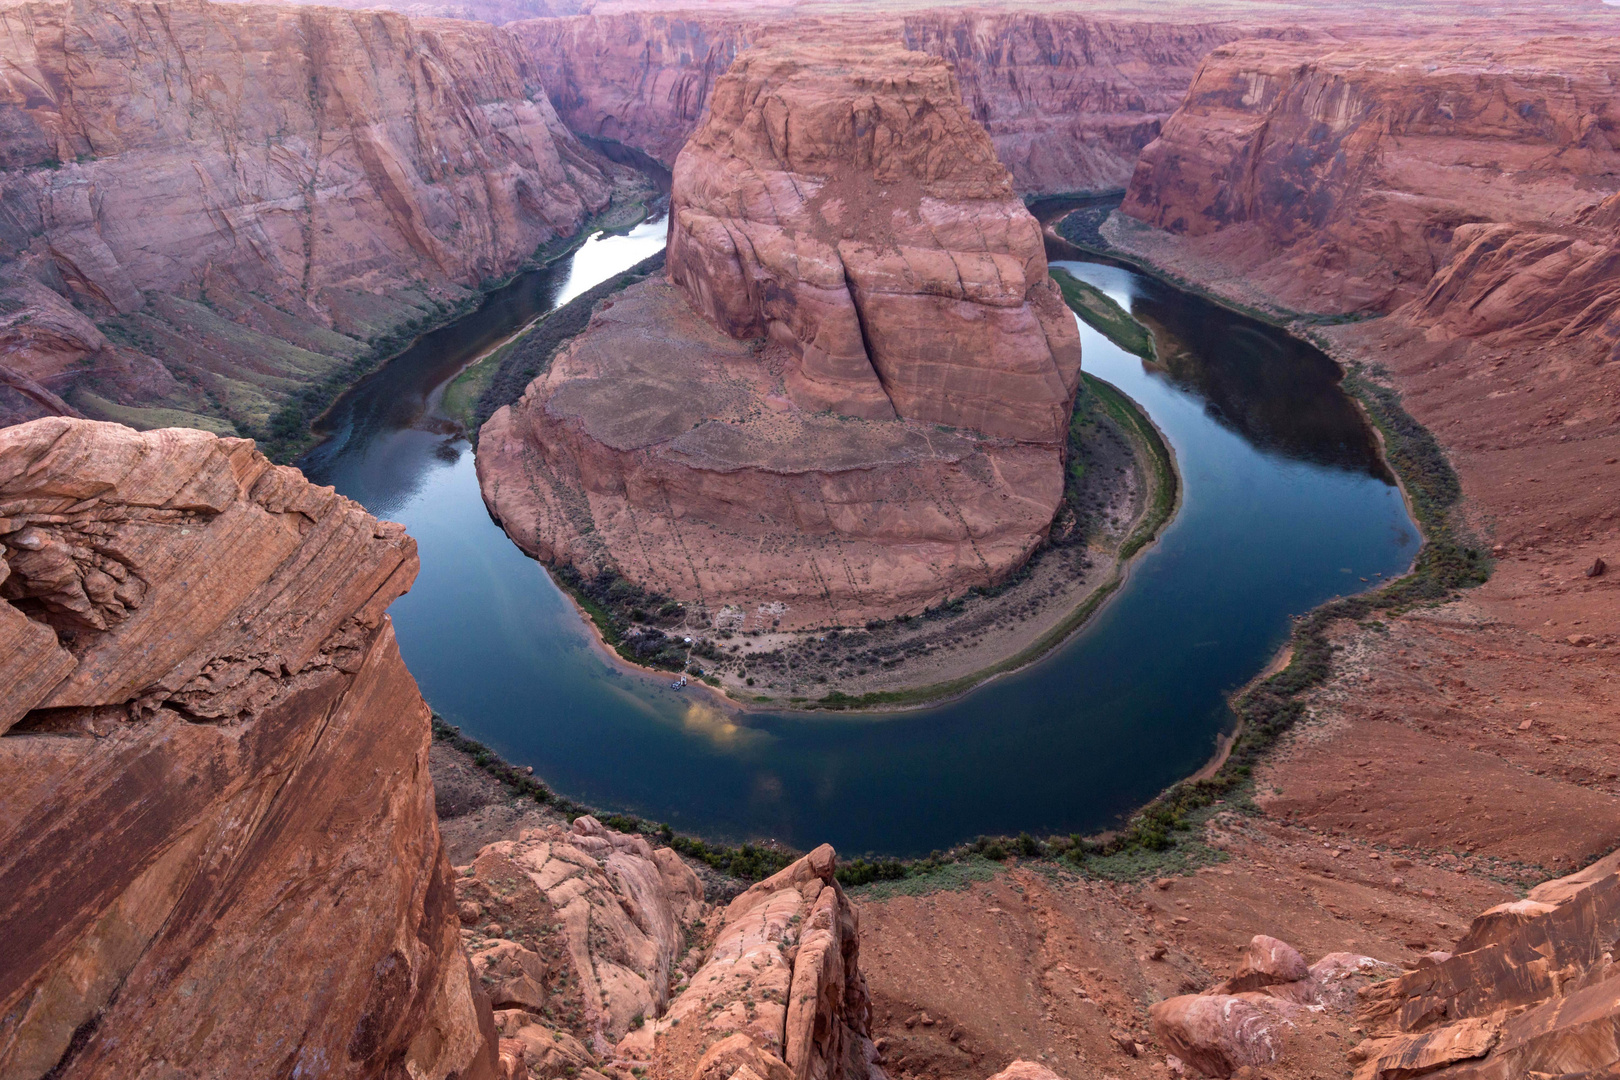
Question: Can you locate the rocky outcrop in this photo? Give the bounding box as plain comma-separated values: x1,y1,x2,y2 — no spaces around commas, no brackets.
667,44,1080,438
512,11,1254,195
454,821,880,1080
630,844,881,1080
1149,934,1398,1077
1118,37,1620,317
456,815,706,1054
479,43,1079,629
0,418,490,1079
0,0,613,431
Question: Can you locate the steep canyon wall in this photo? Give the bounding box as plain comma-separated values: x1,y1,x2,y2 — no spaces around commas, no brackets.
0,418,492,1080
510,10,1251,196
0,0,613,433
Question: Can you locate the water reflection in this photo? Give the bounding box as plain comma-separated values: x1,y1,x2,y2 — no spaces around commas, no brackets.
300,227,1419,855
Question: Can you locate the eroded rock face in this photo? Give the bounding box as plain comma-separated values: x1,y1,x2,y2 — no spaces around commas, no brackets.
513,11,1250,196
479,44,1078,629
666,43,1080,439
631,844,882,1080
1118,37,1620,317
1352,854,1620,1080
456,815,706,1054
0,0,612,430
0,418,490,1079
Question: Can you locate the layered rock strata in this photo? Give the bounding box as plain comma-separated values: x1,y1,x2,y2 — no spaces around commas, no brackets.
1118,37,1620,319
479,44,1080,630
0,418,490,1079
511,12,1249,195
1111,35,1620,889
666,44,1080,437
455,821,881,1080
0,0,613,431
1350,854,1620,1080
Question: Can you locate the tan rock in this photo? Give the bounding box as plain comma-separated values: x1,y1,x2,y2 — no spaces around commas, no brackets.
466,815,705,1052
0,418,487,1080
983,1062,1066,1080
645,845,879,1080
472,940,551,1012
1211,934,1309,994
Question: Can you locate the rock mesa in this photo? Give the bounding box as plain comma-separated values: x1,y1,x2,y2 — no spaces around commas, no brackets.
479,44,1080,630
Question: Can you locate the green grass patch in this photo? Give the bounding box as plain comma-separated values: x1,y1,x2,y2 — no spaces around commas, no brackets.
847,857,1000,899
1050,267,1156,360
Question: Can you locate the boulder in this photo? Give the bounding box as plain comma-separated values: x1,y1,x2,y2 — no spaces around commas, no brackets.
1212,935,1309,994
459,815,707,1053
0,418,489,1080
983,1062,1067,1080
1149,994,1290,1078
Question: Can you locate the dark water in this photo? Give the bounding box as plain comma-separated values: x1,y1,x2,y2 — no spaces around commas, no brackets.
301,230,1419,857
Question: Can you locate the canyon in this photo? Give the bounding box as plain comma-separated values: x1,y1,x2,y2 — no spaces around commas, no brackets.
0,0,619,439
4,2,1620,1080
478,42,1082,630
511,10,1251,197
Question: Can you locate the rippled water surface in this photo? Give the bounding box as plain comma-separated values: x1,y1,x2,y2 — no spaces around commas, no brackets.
302,225,1419,856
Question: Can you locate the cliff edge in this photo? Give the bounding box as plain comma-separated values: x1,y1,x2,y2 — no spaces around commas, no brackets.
0,418,492,1080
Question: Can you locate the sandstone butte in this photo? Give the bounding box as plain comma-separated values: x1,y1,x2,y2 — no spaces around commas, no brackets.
477,43,1082,630
0,0,614,432
0,418,493,1079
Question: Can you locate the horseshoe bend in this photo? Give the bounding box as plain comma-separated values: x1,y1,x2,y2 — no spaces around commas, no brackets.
3,1,1620,1079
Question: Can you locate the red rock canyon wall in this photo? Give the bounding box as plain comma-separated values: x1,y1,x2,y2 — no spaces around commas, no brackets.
510,10,1251,196
0,418,492,1079
0,0,612,430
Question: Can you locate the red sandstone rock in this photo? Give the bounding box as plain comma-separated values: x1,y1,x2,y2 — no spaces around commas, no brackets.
636,845,880,1080
982,1062,1066,1080
1119,37,1620,317
0,417,490,1079
667,43,1080,439
0,0,612,426
459,815,705,1053
1350,850,1620,1078
513,10,1244,196
1149,993,1291,1078
479,44,1078,629
477,275,1066,629
1211,935,1310,994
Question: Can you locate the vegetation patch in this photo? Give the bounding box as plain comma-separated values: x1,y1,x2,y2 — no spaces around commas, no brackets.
1050,267,1156,360
433,715,795,881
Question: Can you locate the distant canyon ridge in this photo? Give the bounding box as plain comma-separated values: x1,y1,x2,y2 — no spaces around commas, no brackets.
0,0,1285,435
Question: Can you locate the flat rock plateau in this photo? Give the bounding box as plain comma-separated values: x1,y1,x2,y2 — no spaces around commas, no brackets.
478,43,1081,631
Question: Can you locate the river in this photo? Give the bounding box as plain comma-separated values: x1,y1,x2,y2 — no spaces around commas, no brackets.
300,218,1419,857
